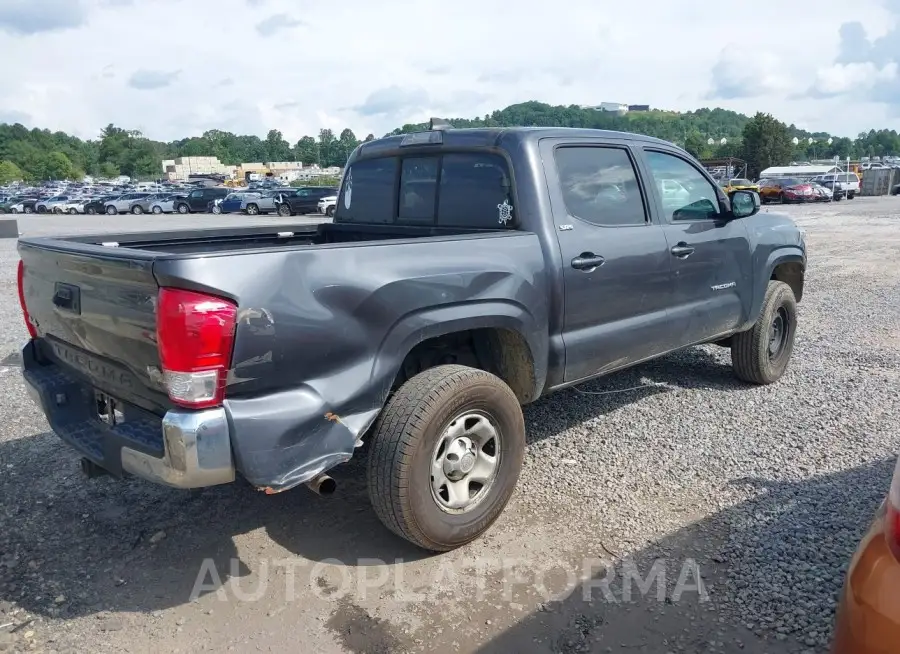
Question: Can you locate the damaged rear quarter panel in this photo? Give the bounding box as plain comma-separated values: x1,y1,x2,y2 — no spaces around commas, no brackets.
153,231,549,491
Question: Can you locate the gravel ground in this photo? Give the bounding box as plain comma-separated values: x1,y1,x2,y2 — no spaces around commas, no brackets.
0,199,898,653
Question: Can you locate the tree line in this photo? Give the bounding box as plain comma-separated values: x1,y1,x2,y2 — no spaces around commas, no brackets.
1,101,898,183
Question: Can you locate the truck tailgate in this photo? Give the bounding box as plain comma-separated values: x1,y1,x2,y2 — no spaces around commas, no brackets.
19,243,168,414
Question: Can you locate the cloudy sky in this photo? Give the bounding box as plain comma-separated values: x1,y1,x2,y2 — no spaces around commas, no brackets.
0,0,899,143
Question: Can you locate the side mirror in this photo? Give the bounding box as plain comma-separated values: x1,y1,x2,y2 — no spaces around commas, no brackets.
730,190,760,219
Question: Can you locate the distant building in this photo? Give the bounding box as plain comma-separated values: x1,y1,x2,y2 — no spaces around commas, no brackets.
759,165,842,178
628,104,650,112
163,156,235,181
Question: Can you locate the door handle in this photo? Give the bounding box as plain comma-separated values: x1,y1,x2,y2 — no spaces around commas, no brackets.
571,253,605,270
670,243,695,258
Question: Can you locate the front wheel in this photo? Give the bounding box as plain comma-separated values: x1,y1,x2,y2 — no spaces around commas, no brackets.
212,204,222,215
68,208,78,215
176,203,189,214
151,206,163,214
106,206,117,215
245,204,259,215
277,203,291,217
367,364,525,552
731,281,798,384
86,206,97,215
24,206,33,214
326,206,335,217
131,205,143,215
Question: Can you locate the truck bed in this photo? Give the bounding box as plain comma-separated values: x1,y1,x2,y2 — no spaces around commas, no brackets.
22,221,502,257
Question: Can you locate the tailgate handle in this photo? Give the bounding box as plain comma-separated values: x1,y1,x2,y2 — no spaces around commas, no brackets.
53,283,81,314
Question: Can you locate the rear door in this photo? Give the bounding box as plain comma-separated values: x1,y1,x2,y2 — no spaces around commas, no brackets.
540,138,675,383
636,146,752,345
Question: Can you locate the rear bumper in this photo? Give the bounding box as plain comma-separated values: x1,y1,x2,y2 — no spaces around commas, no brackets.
832,504,900,653
21,341,235,489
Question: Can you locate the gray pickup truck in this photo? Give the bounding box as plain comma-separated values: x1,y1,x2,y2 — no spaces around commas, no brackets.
17,124,806,551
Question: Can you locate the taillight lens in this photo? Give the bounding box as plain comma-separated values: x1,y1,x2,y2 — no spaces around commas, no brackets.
17,260,37,339
156,287,237,409
887,456,900,561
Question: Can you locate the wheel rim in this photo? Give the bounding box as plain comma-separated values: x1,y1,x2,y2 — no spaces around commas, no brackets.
768,306,789,360
431,411,501,514
153,207,161,214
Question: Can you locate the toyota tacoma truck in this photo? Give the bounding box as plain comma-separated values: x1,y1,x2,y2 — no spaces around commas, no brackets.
17,124,806,552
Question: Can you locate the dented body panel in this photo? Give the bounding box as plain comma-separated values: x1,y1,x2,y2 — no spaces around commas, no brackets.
18,127,805,492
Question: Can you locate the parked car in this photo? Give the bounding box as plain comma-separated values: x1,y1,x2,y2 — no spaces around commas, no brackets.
35,195,71,214
241,190,290,215
809,182,833,202
720,178,760,194
173,187,229,214
16,125,806,552
128,194,170,215
274,187,339,216
82,196,117,215
210,192,259,215
814,172,860,199
104,193,150,215
317,194,337,217
59,198,92,214
758,178,815,203
831,453,900,653
0,197,36,214
148,195,180,214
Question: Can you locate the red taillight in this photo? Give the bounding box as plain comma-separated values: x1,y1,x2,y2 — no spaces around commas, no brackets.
156,287,237,409
17,260,37,339
887,457,900,561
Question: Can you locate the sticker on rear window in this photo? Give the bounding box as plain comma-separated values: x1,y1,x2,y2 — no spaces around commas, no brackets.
343,170,352,209
497,199,513,224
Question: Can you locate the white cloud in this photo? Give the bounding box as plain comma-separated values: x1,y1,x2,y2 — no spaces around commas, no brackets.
0,0,897,142
808,62,899,97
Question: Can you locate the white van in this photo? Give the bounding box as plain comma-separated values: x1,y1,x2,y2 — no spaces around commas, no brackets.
815,172,861,199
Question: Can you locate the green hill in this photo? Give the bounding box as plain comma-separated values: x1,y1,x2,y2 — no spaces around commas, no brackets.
0,101,897,183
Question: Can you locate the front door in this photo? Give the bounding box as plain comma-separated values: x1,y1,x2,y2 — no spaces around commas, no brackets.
637,147,752,345
541,140,675,383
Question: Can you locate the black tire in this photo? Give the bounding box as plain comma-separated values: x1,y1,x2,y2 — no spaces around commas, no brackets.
848,192,856,199
176,203,189,214
7,208,15,214
245,204,259,215
277,203,291,217
131,205,143,215
68,208,78,215
326,206,335,217
37,206,47,214
731,281,797,384
367,364,525,552
152,206,163,214
212,204,222,215
86,206,96,215
24,206,33,214
106,206,117,215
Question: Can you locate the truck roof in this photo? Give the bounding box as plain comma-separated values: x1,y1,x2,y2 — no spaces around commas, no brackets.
351,126,676,163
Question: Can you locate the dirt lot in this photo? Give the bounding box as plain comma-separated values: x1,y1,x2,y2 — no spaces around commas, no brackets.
1,199,898,654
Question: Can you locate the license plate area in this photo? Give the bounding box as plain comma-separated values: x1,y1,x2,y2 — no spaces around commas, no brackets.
95,390,125,427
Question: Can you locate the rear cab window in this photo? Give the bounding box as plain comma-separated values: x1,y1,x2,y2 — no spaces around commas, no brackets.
334,151,513,229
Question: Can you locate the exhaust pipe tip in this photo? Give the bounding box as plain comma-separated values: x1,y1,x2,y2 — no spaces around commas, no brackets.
306,473,336,496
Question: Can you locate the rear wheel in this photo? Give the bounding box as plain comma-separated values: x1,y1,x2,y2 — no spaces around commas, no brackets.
24,206,33,214
367,364,525,552
106,206,117,215
37,206,47,214
212,204,222,215
245,204,259,215
152,206,163,214
86,206,96,215
68,208,78,215
177,203,189,214
731,281,797,384
326,206,335,217
131,205,143,215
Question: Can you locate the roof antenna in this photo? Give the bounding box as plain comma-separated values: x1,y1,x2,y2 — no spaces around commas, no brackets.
429,118,453,131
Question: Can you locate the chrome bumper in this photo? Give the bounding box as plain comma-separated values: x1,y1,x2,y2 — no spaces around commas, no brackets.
120,408,235,488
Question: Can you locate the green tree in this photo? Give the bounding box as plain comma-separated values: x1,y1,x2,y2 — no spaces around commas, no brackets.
683,130,706,159
740,113,793,179
99,161,120,178
318,129,337,166
294,136,318,164
265,129,292,162
40,151,81,180
0,160,23,183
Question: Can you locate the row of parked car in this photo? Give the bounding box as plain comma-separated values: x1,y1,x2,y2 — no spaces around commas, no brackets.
0,186,340,217
713,174,858,204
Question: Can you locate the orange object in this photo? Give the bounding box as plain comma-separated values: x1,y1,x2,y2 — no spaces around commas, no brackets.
832,503,900,652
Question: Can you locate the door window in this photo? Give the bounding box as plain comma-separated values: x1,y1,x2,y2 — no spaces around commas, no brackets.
644,151,720,221
554,146,647,226
189,190,203,198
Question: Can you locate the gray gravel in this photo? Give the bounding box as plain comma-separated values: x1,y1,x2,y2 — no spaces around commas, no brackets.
0,200,898,653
